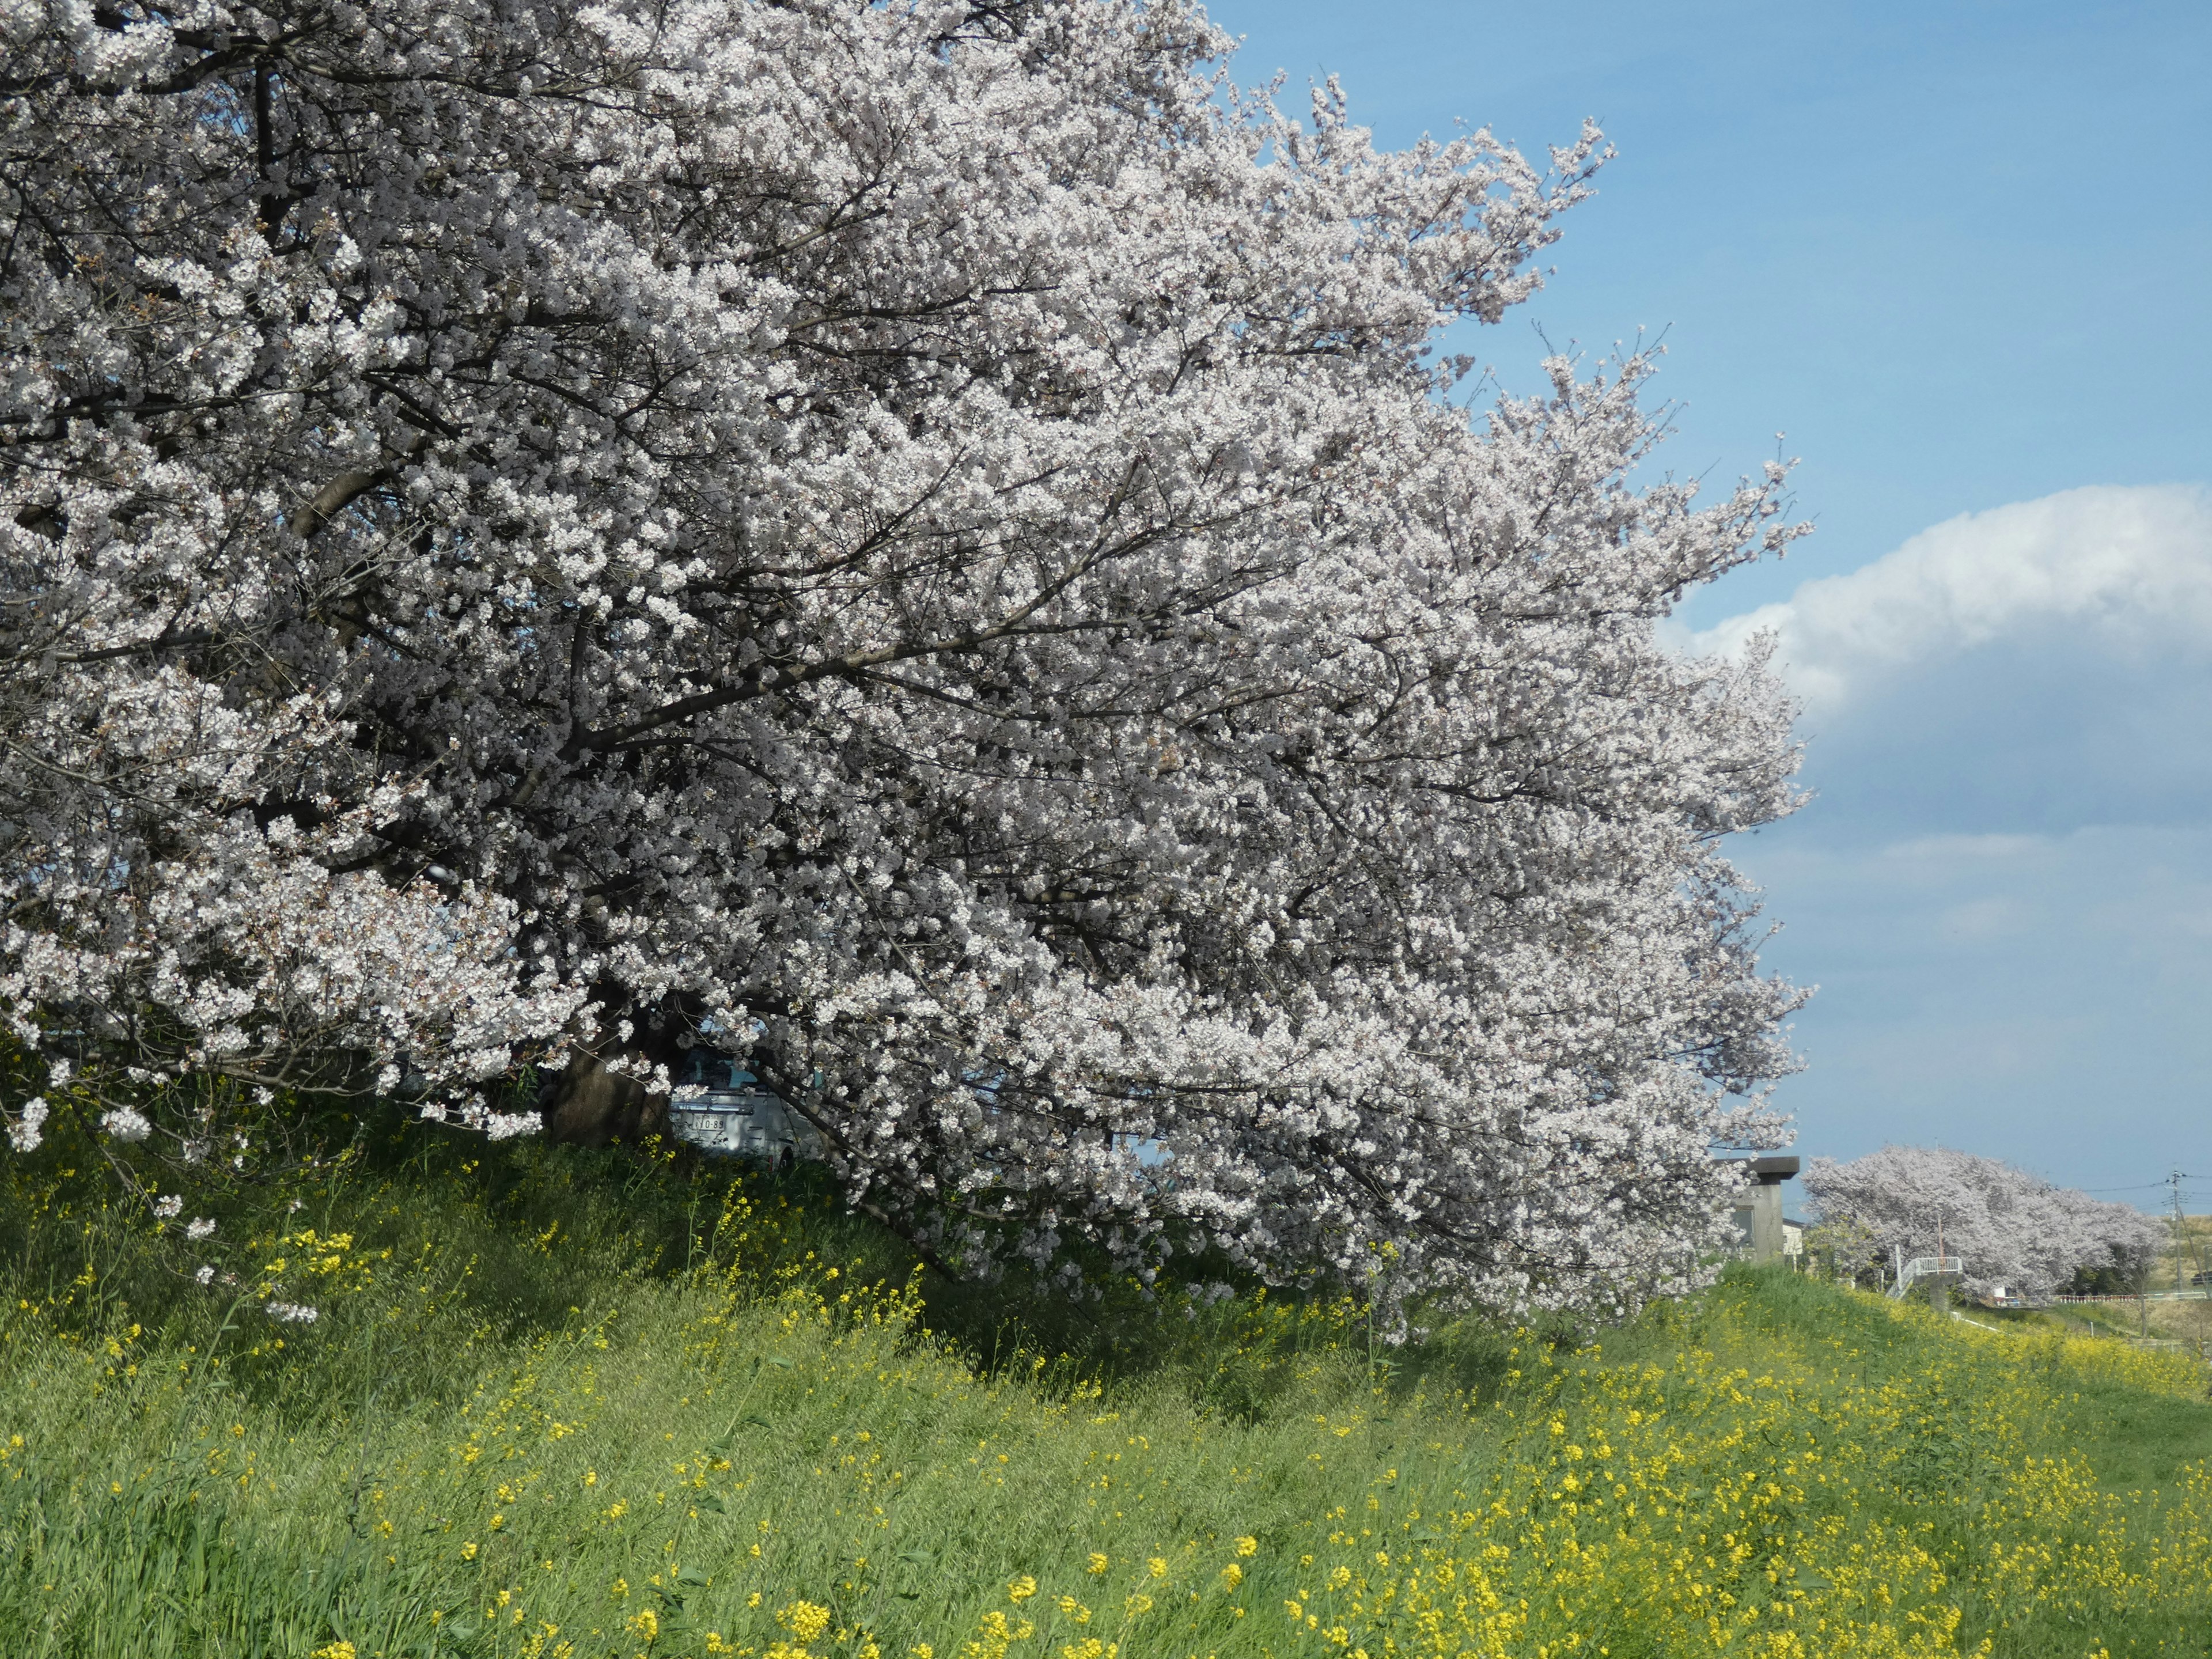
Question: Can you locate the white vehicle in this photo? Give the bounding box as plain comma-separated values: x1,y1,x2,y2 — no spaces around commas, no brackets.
668,1058,824,1166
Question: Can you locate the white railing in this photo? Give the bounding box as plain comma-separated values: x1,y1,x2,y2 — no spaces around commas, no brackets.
2055,1290,2211,1302
1889,1255,1966,1298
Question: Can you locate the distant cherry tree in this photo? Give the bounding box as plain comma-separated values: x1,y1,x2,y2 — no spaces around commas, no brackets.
2,0,1806,1312
1804,1146,2163,1304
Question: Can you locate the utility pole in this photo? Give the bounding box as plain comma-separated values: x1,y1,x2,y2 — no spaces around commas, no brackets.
2171,1170,2192,1294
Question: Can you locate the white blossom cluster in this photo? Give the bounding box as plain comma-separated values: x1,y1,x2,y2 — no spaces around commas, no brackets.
1804,1146,2166,1304
1,0,1808,1313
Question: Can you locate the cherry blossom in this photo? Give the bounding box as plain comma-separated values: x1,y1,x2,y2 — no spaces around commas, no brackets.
1804,1146,2164,1303
2,0,1806,1312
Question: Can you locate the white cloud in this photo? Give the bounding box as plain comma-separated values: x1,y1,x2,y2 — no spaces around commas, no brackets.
1684,484,2212,707
1934,895,2032,940
1879,832,2050,865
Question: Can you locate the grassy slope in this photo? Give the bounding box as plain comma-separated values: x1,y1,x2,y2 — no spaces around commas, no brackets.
2,1122,2209,1659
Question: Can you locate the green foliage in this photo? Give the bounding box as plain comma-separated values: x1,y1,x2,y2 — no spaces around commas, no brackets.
2,1127,2209,1659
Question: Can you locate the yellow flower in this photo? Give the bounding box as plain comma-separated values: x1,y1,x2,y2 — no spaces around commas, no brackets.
1145,1558,1166,1580
1234,1537,1257,1558
961,1608,1035,1659
313,1645,357,1659
1220,1564,1243,1589
460,1541,479,1561
627,1608,660,1641
1085,1554,1109,1577
779,1601,832,1645
1007,1575,1037,1603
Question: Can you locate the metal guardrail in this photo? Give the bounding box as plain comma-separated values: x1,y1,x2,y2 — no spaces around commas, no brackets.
2054,1291,2212,1304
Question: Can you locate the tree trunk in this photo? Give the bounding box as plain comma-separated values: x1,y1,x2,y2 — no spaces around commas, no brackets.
539,1052,672,1147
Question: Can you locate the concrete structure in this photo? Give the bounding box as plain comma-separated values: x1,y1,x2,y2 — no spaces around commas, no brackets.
1726,1155,1800,1263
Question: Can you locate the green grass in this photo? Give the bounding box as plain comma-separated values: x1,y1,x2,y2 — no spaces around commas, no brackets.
3,1116,2210,1659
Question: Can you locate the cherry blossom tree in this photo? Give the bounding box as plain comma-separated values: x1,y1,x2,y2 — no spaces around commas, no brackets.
2,0,1807,1312
1803,1146,2163,1304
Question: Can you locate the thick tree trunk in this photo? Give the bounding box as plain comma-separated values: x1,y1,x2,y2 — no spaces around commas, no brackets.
539,1052,672,1146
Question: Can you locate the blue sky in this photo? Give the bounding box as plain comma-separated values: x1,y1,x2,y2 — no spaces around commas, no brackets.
1206,0,2212,1206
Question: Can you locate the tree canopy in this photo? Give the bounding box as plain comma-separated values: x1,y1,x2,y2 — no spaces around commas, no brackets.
1805,1146,2164,1303
2,0,1805,1312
